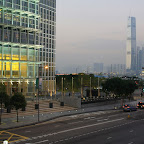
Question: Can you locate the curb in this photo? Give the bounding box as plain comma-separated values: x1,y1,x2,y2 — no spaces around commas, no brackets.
0,108,121,131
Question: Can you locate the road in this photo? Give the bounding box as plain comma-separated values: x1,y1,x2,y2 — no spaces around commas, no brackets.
1,109,144,144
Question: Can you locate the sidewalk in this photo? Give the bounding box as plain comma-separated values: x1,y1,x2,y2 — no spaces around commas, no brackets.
0,98,142,130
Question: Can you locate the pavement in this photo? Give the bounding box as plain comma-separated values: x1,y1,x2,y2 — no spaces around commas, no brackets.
0,96,143,130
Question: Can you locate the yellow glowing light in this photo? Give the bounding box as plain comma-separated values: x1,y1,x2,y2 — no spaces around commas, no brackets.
45,66,48,69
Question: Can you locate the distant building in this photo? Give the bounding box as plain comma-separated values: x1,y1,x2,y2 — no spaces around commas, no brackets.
93,63,103,73
136,46,143,73
126,16,136,72
106,64,126,75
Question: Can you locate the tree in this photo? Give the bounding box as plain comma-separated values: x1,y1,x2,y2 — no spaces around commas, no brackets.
0,83,10,124
10,93,27,122
102,77,137,105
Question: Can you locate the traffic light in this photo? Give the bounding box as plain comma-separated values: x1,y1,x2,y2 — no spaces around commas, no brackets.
143,88,144,92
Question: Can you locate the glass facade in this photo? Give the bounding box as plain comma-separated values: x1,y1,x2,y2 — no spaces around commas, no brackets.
126,16,136,71
0,0,41,96
39,0,56,95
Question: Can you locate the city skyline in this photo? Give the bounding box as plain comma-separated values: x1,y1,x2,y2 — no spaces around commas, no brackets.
56,0,144,73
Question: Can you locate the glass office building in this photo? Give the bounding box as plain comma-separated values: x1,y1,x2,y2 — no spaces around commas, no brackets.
39,0,56,96
0,0,56,97
126,16,136,72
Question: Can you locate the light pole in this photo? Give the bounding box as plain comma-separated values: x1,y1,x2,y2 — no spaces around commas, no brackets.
98,77,100,97
37,65,48,122
81,77,83,98
90,77,92,98
62,77,63,100
55,77,56,100
72,77,74,97
60,77,64,106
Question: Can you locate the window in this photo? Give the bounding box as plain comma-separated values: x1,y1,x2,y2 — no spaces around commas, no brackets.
22,0,28,11
4,0,12,8
4,10,12,24
29,32,34,44
29,2,35,13
21,31,28,44
29,17,35,28
13,13,20,26
29,49,35,61
4,28,11,42
21,15,28,27
0,9,2,23
13,0,20,9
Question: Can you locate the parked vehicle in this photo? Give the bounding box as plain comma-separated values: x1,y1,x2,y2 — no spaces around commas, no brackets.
123,104,137,112
137,102,144,109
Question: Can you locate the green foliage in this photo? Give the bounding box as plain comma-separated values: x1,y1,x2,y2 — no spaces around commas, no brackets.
10,93,27,110
102,77,137,99
0,83,10,107
56,74,105,92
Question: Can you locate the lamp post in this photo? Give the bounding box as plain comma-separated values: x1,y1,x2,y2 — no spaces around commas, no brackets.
81,77,83,98
72,77,74,97
37,65,48,122
98,77,100,97
55,77,56,100
60,77,64,106
90,77,92,98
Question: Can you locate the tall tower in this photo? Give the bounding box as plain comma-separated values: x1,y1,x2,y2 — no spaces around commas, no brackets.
0,0,41,97
126,16,136,71
39,0,56,96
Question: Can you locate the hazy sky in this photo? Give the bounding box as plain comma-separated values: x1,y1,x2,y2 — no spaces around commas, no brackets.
56,0,144,72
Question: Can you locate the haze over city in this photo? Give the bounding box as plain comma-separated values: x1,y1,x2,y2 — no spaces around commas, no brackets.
56,0,144,73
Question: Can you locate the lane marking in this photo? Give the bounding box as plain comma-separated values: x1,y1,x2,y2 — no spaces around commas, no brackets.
128,142,133,144
34,139,49,144
46,118,124,136
68,121,83,124
129,130,133,133
107,137,112,140
25,131,31,133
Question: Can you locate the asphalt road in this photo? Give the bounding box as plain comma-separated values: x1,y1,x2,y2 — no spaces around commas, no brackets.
2,109,144,144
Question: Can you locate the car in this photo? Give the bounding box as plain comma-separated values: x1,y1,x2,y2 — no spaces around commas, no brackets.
137,102,144,109
123,104,137,112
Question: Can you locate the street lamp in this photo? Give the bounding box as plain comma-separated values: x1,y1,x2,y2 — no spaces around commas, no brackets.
60,77,64,106
37,65,48,122
98,77,100,97
90,77,92,98
72,77,74,97
81,77,83,98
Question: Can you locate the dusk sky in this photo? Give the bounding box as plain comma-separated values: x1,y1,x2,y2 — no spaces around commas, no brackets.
56,0,144,73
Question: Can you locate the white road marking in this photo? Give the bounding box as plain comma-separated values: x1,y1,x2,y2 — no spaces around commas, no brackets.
129,130,134,133
84,117,91,120
68,121,83,124
128,142,133,144
34,139,49,144
107,137,112,140
48,118,124,136
25,131,31,133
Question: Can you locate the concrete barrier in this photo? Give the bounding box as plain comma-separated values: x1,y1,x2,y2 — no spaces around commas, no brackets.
59,96,81,108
